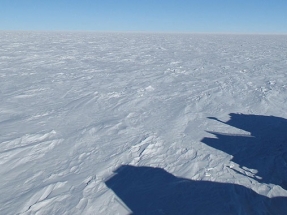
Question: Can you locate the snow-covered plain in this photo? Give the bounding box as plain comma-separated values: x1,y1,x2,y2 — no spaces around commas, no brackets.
1,31,287,214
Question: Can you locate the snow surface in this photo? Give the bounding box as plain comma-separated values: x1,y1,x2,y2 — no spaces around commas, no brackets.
1,31,287,214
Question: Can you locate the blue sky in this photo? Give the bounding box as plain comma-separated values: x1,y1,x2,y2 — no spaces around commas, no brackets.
1,0,286,33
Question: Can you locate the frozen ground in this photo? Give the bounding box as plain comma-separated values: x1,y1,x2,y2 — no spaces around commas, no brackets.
1,32,287,214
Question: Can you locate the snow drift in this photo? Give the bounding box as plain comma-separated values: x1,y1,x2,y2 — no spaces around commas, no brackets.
1,32,287,214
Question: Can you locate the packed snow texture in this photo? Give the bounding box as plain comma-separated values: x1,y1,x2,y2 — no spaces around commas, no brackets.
1,32,287,214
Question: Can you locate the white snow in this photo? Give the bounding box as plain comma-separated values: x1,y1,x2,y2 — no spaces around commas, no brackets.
1,31,287,214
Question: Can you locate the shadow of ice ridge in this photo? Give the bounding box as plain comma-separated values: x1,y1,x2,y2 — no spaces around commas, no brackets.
203,113,287,190
105,165,287,215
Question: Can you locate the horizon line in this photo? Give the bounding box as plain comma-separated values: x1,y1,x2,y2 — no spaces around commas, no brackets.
1,29,287,36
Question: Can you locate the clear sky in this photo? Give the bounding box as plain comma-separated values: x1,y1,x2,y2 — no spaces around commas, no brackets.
1,0,286,33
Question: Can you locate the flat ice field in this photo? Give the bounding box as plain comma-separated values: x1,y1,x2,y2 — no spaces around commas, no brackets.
1,32,287,214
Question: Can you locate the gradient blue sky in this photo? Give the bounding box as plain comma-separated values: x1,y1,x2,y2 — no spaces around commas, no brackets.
1,0,286,33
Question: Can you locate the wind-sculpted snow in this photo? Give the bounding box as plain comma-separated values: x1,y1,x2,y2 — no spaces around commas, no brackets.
0,32,287,214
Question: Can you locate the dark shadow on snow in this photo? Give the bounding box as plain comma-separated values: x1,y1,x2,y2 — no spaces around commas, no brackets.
203,113,287,190
105,114,287,214
105,165,287,215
